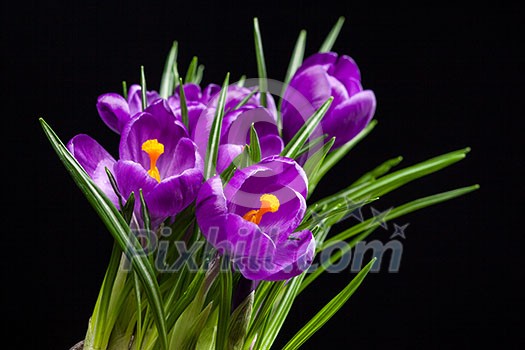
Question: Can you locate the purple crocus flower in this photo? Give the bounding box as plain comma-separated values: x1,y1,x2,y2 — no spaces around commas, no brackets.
195,156,315,281
281,52,376,149
190,105,284,174
68,99,203,227
96,84,161,134
169,83,276,116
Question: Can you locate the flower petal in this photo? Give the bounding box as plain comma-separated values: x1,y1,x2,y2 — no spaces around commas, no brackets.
67,134,119,205
295,52,338,76
146,167,203,218
239,229,315,281
225,156,308,209
322,90,377,149
119,109,188,172
281,66,332,143
96,93,131,134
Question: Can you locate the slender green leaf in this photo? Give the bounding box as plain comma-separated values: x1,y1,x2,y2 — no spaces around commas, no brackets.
185,56,198,84
159,41,178,98
295,133,328,158
178,77,189,128
282,258,376,350
196,307,219,350
83,242,122,349
313,147,471,214
253,17,268,107
303,137,335,187
278,29,307,131
122,81,128,99
281,97,333,158
282,29,307,88
319,16,345,52
315,119,377,182
321,184,480,250
248,123,261,163
140,65,147,111
39,118,168,350
236,75,246,87
227,291,254,350
205,73,230,179
299,227,377,293
216,259,233,350
351,156,404,187
195,64,205,85
232,87,259,111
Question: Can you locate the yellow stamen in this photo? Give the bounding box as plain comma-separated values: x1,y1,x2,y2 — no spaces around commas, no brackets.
242,194,280,225
141,139,164,182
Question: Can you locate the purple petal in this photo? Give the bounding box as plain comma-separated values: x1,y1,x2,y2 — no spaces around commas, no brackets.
225,156,308,209
196,176,276,259
222,107,278,146
127,84,160,116
322,90,377,149
160,137,203,179
67,134,119,206
96,93,131,134
333,55,361,86
252,229,315,281
295,52,338,76
119,110,188,172
217,143,245,174
259,134,284,158
145,167,203,218
281,66,332,142
114,160,158,201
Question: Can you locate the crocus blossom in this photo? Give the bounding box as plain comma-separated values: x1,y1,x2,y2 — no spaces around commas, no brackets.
195,156,314,281
96,84,161,134
68,99,203,227
281,52,376,149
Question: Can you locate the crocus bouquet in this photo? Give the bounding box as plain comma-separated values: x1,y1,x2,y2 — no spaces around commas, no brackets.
40,17,477,350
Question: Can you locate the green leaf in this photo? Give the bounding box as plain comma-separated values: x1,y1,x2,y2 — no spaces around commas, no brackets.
140,65,147,111
299,227,378,293
253,277,304,350
278,29,307,131
321,184,480,250
253,17,268,107
39,118,169,350
205,73,230,179
232,87,259,111
282,29,307,89
281,258,376,350
303,137,336,190
295,133,328,158
185,56,199,84
196,307,219,350
178,77,189,129
312,147,471,215
216,258,233,350
319,16,345,52
280,97,333,159
315,119,377,183
195,64,205,85
236,75,246,87
351,156,404,187
83,242,122,350
248,123,261,163
122,80,128,99
121,191,135,225
227,291,254,350
159,40,178,99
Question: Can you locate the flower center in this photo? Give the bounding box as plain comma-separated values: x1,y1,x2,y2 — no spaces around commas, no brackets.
141,139,164,182
242,194,280,225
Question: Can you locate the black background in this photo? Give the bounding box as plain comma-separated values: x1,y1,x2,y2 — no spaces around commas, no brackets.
5,2,523,349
